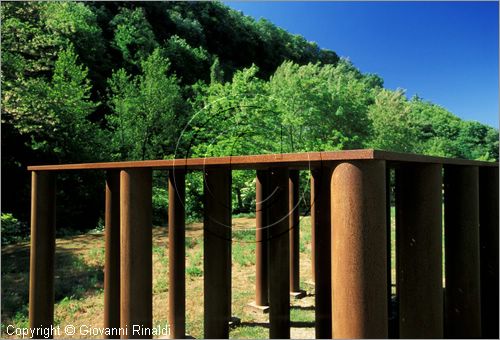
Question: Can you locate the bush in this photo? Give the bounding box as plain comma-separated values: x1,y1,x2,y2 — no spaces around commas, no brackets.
1,213,29,245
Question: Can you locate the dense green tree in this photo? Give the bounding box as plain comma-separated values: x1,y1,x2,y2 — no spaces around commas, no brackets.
368,89,418,152
108,48,186,160
110,7,158,67
270,60,372,151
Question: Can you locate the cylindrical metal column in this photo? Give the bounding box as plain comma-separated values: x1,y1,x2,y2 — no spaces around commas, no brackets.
310,173,316,283
444,165,481,338
120,169,152,339
268,168,290,339
311,167,332,339
104,170,120,338
289,170,301,294
479,166,499,339
396,163,443,338
331,161,388,339
255,170,269,307
29,171,56,336
204,168,232,339
169,170,186,339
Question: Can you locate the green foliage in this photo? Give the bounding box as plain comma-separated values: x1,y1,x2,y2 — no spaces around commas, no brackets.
368,89,418,152
1,213,28,245
2,1,497,236
163,35,211,84
4,45,103,161
270,60,372,151
108,48,185,160
110,7,158,66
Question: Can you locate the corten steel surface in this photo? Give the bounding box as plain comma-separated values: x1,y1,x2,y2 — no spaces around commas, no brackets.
104,171,121,338
29,172,56,335
288,170,301,294
27,149,498,171
396,164,443,339
168,170,186,339
267,168,291,339
203,169,232,339
331,161,388,339
120,169,153,338
311,167,332,339
444,166,481,338
479,167,499,339
255,170,269,307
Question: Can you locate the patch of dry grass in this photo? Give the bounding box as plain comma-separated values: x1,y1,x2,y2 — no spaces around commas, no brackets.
1,217,316,339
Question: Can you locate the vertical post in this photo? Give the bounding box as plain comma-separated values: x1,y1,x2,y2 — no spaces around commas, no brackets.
444,166,481,338
255,170,269,308
268,167,290,339
310,174,316,284
204,168,232,339
289,170,302,297
331,161,388,338
104,171,120,338
311,167,332,339
169,170,186,339
395,164,443,338
29,171,56,336
120,169,152,339
479,166,499,339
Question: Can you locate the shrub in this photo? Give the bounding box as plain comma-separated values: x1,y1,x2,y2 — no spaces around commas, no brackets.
1,213,29,245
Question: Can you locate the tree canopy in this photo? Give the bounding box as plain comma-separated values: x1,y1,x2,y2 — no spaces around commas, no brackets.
1,1,497,230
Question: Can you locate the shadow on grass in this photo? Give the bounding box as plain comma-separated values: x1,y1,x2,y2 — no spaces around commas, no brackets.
290,305,315,311
1,244,103,329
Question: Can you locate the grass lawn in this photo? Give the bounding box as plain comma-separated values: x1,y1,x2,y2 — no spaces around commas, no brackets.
1,216,317,339
4,208,439,339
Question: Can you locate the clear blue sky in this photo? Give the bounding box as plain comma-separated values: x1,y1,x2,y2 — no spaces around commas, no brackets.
225,1,499,128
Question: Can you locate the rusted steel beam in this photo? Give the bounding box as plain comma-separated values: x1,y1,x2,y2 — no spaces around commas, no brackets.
444,166,481,338
204,168,232,339
255,170,269,307
29,171,56,337
311,167,332,339
104,171,120,338
479,166,499,339
331,161,388,339
169,170,186,339
28,149,498,172
268,168,291,339
396,164,443,338
120,169,152,339
289,170,302,296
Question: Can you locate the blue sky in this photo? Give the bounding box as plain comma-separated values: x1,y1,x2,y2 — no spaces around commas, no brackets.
225,1,499,128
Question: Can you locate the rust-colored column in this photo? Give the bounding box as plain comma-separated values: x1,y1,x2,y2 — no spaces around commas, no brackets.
289,170,301,295
331,161,388,339
120,169,152,339
268,168,290,339
395,163,443,338
104,171,120,338
29,171,56,337
444,166,481,338
310,174,316,283
311,167,332,339
479,166,499,339
204,168,232,339
169,170,186,339
255,170,269,307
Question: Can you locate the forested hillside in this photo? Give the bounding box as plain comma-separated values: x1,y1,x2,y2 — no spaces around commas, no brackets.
1,2,498,237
